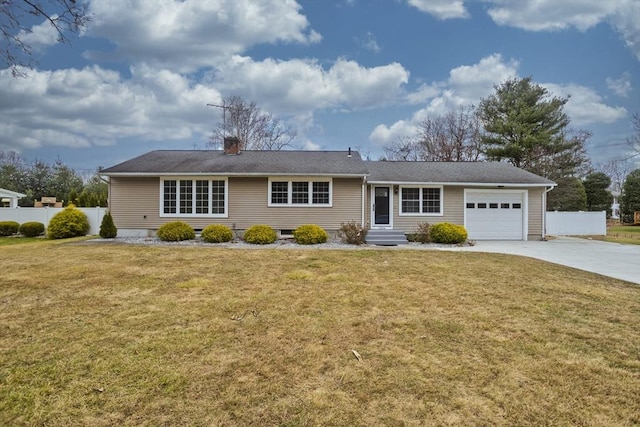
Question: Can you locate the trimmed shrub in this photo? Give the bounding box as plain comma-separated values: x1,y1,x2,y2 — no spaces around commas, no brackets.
99,211,117,238
47,205,90,239
293,224,328,245
339,221,367,245
429,222,468,244
412,222,431,244
19,222,45,237
0,221,20,236
201,224,233,243
243,224,277,245
156,221,195,242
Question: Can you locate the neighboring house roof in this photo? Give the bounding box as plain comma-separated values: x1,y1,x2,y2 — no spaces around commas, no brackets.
366,160,555,186
100,150,369,177
101,150,555,186
0,188,27,198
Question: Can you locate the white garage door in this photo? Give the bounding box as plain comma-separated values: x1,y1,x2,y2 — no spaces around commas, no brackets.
465,191,524,240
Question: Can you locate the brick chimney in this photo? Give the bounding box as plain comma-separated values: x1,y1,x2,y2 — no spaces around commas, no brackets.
223,136,241,155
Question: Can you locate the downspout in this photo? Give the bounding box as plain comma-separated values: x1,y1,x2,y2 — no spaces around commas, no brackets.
361,175,367,227
543,185,554,240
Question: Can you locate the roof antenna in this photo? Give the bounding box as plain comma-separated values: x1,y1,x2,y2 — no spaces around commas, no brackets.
348,147,352,158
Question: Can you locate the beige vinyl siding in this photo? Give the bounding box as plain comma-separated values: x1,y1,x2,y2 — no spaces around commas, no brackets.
366,185,464,231
527,187,544,240
109,177,160,229
108,176,363,232
365,185,546,240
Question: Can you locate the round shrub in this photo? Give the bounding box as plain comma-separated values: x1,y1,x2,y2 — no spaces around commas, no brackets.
243,224,277,245
99,211,117,238
293,224,328,245
156,221,195,242
19,221,45,237
47,205,90,239
201,224,233,243
0,221,20,236
429,222,468,244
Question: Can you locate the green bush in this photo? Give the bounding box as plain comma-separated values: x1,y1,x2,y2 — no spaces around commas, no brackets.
19,222,45,237
293,224,328,245
201,224,233,243
47,205,90,239
99,211,117,238
412,222,431,244
243,224,277,244
429,222,468,244
0,221,20,236
156,221,195,242
339,221,367,245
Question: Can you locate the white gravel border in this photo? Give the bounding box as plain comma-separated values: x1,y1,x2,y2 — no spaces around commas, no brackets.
88,236,472,250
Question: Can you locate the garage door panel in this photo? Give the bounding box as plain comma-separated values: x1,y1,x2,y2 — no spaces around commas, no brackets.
466,192,524,240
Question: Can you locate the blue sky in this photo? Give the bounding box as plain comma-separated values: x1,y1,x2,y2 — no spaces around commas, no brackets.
1,0,639,174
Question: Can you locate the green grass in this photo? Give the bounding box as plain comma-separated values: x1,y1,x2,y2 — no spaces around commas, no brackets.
588,225,640,245
1,242,638,426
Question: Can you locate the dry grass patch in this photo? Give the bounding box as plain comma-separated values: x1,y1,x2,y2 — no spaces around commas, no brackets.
1,242,639,426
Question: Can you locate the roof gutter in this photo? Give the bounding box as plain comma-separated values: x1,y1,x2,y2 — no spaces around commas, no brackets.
366,181,554,187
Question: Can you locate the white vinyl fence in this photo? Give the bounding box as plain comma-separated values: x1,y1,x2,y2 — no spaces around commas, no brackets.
545,211,606,236
0,207,107,235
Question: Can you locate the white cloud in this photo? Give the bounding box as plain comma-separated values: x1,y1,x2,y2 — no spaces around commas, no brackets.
484,0,640,59
18,16,60,49
371,54,518,146
213,56,409,114
360,32,381,53
0,66,222,153
606,72,632,97
542,83,627,126
407,0,469,19
86,0,321,72
369,53,628,147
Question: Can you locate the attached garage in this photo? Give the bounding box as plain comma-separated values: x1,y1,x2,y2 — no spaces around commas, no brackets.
465,190,526,240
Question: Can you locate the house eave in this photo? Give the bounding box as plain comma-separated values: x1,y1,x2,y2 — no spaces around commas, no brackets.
101,172,368,178
366,181,555,187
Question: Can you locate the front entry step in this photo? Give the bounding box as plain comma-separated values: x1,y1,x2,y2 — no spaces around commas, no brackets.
365,229,408,246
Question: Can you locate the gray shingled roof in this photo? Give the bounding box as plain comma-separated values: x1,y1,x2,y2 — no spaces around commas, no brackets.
101,150,369,176
101,150,554,185
366,161,555,185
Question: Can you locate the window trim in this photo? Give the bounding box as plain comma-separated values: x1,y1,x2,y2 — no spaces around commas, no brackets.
160,177,228,218
398,185,443,216
268,178,333,207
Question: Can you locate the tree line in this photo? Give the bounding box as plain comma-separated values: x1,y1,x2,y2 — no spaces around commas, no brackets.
0,151,107,207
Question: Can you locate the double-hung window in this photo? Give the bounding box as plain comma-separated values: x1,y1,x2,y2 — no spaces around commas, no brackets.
161,178,227,217
269,179,332,207
399,186,442,215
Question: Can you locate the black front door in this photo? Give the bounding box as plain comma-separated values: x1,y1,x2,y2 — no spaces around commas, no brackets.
374,186,390,226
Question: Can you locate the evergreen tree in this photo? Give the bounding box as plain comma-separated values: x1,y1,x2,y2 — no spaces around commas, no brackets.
583,172,613,216
547,177,587,212
99,212,117,238
620,169,640,224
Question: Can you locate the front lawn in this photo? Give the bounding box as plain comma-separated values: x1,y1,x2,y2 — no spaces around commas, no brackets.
1,243,638,426
592,225,640,245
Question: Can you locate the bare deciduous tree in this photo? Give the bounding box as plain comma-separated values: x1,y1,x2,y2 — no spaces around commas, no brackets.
627,112,640,158
1,0,90,77
382,106,483,161
209,96,296,151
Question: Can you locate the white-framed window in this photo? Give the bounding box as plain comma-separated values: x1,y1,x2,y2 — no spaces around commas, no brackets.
268,178,332,207
161,178,228,217
399,186,443,215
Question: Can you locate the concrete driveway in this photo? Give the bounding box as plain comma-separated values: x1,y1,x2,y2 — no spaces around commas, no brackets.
439,236,640,285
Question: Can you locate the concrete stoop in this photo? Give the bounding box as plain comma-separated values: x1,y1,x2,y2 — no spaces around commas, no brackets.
365,229,408,246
